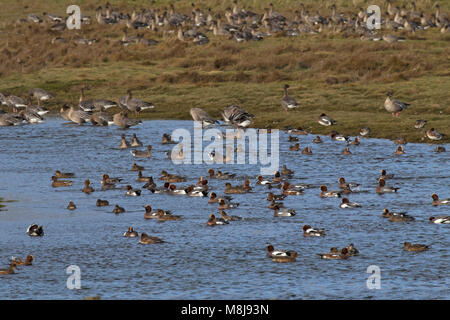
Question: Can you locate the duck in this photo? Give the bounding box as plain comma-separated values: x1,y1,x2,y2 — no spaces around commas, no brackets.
256,176,272,185
218,198,239,209
27,224,44,236
339,198,361,208
318,113,336,126
160,171,186,182
157,210,182,221
394,137,407,145
341,146,352,155
404,242,429,252
273,205,296,217
288,135,299,142
96,199,109,207
379,169,394,180
414,120,427,129
302,147,312,155
206,214,229,226
338,177,360,191
281,165,294,175
435,146,446,153
431,194,450,206
125,185,141,196
268,199,284,209
330,131,348,142
313,136,323,143
317,247,350,260
54,170,74,178
224,183,246,194
320,185,341,198
388,212,415,222
119,134,130,149
139,233,164,244
51,176,73,187
123,227,138,237
82,179,94,194
185,186,208,197
281,84,299,112
215,171,236,180
381,208,407,218
161,133,177,144
131,163,144,171
281,182,304,195
131,145,152,158
426,128,444,141
384,92,409,117
394,146,405,155
289,127,308,135
289,143,300,151
267,192,286,201
208,192,220,203
359,127,370,137
0,263,17,275
219,210,242,221
376,179,399,193
137,171,152,182
349,137,360,145
67,201,77,210
267,245,298,262
345,244,359,256
130,133,143,147
148,182,171,194
302,225,326,237
142,177,156,190
11,255,33,266
113,205,125,214
429,216,450,224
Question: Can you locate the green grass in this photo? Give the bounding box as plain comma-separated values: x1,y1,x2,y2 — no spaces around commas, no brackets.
0,0,449,143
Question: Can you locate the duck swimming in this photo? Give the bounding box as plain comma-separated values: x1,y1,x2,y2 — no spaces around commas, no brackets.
267,245,298,262
219,210,242,221
82,179,94,194
123,227,138,237
139,233,164,244
126,185,141,196
339,198,361,208
394,146,405,155
0,263,17,275
27,224,44,236
317,247,350,260
302,225,326,237
119,134,130,149
54,170,74,178
320,185,341,198
206,214,229,226
67,201,76,210
51,176,73,187
11,255,33,266
429,216,450,224
113,205,125,214
376,179,399,194
131,163,144,171
131,133,143,147
273,205,296,217
404,242,429,252
431,194,450,206
131,145,152,158
96,199,109,207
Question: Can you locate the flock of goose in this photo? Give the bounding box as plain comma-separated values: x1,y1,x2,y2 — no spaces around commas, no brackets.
14,1,450,46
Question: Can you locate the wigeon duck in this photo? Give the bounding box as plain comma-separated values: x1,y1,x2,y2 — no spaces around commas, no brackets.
267,192,286,201
341,146,352,155
131,145,152,158
302,147,312,155
113,205,125,214
131,133,143,147
435,146,446,153
359,127,370,137
431,194,450,206
224,183,246,194
96,199,109,207
161,133,176,144
394,146,405,155
302,225,325,237
218,198,239,209
414,120,426,129
256,175,272,185
338,177,360,191
345,244,359,256
313,136,323,143
54,170,74,178
288,135,299,142
272,171,284,183
137,171,152,182
268,200,284,209
144,205,164,219
208,192,219,203
404,242,429,252
139,233,164,244
51,176,73,187
379,169,394,180
166,184,186,195
320,185,341,198
131,163,144,171
289,143,300,151
282,182,304,195
266,245,298,262
67,201,76,210
384,92,409,117
349,137,360,145
216,171,236,179
289,127,308,135
426,128,443,141
101,174,122,184
0,263,17,275
142,177,156,190
123,227,138,237
339,198,361,208
219,210,242,221
281,84,299,112
157,210,182,221
196,177,209,189
11,255,33,266
273,205,296,217
376,179,399,193
330,131,349,142
381,208,406,218
126,185,141,196
185,186,208,197
27,224,44,236
394,137,407,145
318,248,350,260
119,134,130,149
281,165,294,175
429,216,450,224
206,214,229,226
160,171,187,182
148,182,171,194
389,212,415,222
207,169,216,179
318,113,336,126
82,179,94,194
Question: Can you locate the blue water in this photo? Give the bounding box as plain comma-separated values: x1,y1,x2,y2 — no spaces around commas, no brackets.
0,119,449,299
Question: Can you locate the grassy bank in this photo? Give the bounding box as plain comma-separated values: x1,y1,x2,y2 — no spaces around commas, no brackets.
0,0,449,142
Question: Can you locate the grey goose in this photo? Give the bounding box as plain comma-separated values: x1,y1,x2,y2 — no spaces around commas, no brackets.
384,92,409,117
281,85,298,112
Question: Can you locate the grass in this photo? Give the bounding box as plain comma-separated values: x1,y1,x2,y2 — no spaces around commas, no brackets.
0,0,449,143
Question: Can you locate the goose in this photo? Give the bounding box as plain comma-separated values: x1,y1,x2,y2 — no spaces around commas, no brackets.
426,128,443,141
28,13,42,23
78,88,96,112
26,103,49,116
113,111,142,129
0,111,26,126
382,34,405,43
384,92,409,117
68,106,92,124
131,133,143,147
44,12,63,22
221,105,254,128
404,242,429,252
318,113,336,126
123,90,155,115
29,88,53,105
281,84,299,112
90,107,114,126
59,104,72,121
17,109,44,124
5,94,27,108
131,145,152,158
27,224,44,236
190,108,218,127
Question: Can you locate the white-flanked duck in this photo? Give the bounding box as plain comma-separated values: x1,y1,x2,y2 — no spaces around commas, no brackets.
318,113,336,126
302,225,326,237
273,205,296,217
126,185,141,196
27,224,44,237
376,179,399,193
206,214,229,226
267,245,298,262
320,185,341,198
339,198,362,208
432,194,450,206
426,128,444,141
429,216,450,224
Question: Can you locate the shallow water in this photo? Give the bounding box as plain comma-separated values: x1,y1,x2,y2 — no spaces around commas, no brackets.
0,118,449,300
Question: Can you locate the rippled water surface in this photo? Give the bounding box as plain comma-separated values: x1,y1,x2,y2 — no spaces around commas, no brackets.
0,119,449,299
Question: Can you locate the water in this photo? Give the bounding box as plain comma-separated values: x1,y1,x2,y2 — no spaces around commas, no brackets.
0,118,449,299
